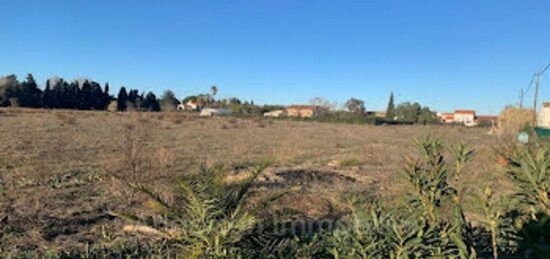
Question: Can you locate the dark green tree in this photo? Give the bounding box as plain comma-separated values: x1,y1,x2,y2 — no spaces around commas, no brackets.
394,102,436,124
79,80,93,109
50,78,67,108
143,91,160,112
66,80,80,109
210,85,218,97
102,83,112,109
88,81,104,110
127,89,143,110
386,92,395,119
417,107,437,124
117,87,128,111
18,74,43,107
160,90,179,111
42,80,53,108
344,98,366,114
395,102,420,122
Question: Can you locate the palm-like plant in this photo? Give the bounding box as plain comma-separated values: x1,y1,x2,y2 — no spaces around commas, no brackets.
501,145,550,216
402,137,479,259
405,136,456,224
472,187,517,259
327,207,435,259
117,163,290,258
451,142,475,181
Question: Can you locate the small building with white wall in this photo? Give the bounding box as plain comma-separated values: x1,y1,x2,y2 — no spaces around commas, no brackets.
453,110,477,126
177,100,204,111
200,108,232,117
538,102,550,128
263,109,287,117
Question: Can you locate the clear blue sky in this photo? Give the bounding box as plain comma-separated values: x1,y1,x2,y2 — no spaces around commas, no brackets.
1,0,550,114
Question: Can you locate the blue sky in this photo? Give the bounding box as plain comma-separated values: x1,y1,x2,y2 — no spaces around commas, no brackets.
1,0,550,114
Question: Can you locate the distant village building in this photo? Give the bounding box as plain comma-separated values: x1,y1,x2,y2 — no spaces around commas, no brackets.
177,100,204,111
453,110,476,125
538,102,550,128
286,105,328,118
199,108,232,117
440,113,455,123
438,110,497,127
365,111,387,118
263,109,287,117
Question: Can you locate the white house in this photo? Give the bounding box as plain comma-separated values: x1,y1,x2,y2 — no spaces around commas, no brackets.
200,108,232,117
263,109,287,117
538,102,550,128
177,100,204,111
453,110,477,126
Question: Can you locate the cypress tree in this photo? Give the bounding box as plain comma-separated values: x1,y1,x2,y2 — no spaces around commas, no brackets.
19,73,42,107
385,92,395,119
67,81,80,109
43,80,52,108
102,83,111,109
89,81,103,110
50,78,65,108
117,87,128,111
79,80,93,109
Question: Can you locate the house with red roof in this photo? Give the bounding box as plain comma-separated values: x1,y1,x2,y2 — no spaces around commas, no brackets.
453,110,476,125
438,110,497,127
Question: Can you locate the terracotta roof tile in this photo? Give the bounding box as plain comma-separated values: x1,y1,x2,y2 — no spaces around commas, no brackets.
454,110,476,114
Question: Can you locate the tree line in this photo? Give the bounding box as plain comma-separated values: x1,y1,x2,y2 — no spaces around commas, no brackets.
342,92,438,124
0,74,162,111
1,73,439,123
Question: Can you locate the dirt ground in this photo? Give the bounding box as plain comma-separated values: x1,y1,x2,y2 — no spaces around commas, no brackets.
0,108,505,252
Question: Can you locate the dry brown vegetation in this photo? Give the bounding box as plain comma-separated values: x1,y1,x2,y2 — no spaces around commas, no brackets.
497,107,535,139
0,108,506,254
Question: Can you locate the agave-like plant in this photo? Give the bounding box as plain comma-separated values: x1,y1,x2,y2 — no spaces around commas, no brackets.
472,187,517,259
325,205,479,259
500,145,550,216
327,206,434,259
405,136,456,224
116,162,292,258
450,142,475,182
401,137,479,259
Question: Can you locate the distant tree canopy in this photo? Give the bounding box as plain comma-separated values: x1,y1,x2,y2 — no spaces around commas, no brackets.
0,75,18,106
394,102,437,124
0,74,162,112
116,88,160,112
0,73,441,121
210,85,218,97
345,98,366,114
309,97,336,110
160,90,179,111
0,74,43,107
0,74,110,110
143,92,161,112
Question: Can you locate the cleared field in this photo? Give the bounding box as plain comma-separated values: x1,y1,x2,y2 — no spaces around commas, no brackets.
0,108,505,252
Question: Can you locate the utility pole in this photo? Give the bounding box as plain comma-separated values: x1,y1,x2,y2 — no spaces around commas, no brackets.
519,88,524,108
533,74,540,126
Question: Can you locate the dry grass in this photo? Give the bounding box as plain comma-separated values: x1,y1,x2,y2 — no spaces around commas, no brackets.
497,107,534,139
0,108,505,253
